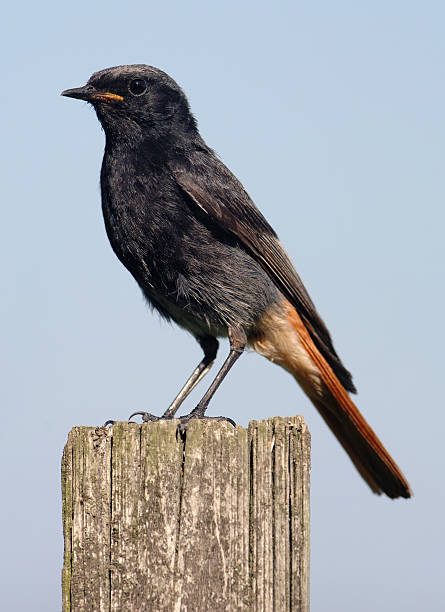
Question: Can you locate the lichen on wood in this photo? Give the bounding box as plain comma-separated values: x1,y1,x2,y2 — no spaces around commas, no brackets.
62,416,310,611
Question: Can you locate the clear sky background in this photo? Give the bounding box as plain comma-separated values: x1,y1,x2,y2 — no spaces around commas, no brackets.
2,1,444,610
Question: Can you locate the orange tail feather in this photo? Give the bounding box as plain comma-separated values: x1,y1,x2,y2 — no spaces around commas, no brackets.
251,300,412,498
286,303,411,498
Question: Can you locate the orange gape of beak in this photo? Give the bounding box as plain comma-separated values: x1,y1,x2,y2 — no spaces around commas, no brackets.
91,92,124,103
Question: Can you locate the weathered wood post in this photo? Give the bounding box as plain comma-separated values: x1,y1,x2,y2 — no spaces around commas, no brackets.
62,416,310,611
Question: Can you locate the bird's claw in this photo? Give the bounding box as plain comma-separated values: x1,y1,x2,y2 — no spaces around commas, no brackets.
128,411,162,423
176,414,236,435
128,410,236,432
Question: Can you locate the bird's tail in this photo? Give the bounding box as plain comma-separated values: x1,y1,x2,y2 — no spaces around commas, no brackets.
250,299,411,499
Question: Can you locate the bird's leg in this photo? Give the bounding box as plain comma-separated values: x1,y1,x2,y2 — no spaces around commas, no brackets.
128,335,218,422
178,324,247,427
162,336,219,418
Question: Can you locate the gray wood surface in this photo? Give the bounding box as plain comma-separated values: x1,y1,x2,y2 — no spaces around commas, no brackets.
62,416,310,611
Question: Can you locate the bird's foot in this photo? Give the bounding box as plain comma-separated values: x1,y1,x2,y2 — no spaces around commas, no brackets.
127,409,236,432
176,410,236,434
128,411,173,423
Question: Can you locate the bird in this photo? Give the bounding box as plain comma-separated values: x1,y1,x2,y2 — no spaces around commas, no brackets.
62,64,411,499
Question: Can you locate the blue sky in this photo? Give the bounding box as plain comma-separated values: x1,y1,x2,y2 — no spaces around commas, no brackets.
2,1,444,610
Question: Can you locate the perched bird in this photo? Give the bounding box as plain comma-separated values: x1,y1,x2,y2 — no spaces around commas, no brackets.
62,65,411,498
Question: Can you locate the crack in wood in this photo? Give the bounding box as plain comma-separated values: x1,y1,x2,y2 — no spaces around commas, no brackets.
61,417,310,611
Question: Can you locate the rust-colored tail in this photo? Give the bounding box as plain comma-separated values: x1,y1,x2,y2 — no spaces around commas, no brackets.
287,304,411,498
251,301,411,498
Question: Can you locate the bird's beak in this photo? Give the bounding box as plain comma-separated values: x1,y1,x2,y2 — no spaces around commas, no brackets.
61,85,124,103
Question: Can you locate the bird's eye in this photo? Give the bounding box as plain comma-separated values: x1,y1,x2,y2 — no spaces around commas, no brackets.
129,79,147,96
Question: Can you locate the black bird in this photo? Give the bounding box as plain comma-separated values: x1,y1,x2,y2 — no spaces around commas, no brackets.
62,65,411,498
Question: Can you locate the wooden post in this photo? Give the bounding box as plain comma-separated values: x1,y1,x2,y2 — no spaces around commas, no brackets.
62,416,310,611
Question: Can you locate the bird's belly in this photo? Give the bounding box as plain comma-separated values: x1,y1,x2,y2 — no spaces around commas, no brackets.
102,185,281,337
146,289,229,338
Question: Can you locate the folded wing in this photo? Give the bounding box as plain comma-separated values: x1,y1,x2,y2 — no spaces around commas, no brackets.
170,148,356,393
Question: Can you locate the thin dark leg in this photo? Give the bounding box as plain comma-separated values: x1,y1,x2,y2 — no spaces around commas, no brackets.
162,336,219,418
128,335,218,422
180,324,247,421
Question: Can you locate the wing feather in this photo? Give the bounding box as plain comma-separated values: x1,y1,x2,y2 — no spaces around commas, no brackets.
170,149,356,392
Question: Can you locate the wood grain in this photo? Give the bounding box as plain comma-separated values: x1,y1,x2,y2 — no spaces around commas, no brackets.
62,417,310,611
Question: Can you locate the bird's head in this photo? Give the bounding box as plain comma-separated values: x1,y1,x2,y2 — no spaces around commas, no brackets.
62,64,197,148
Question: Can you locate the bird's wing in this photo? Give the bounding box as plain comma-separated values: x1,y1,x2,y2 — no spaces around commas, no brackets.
169,149,356,393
